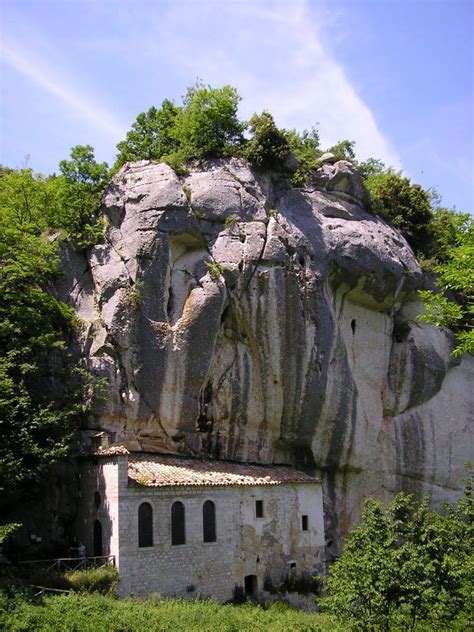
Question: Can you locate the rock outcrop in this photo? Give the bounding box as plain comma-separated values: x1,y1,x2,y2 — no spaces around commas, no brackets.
61,158,474,553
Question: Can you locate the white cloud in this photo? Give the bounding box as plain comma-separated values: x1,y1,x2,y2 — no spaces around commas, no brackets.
0,41,126,142
150,0,402,168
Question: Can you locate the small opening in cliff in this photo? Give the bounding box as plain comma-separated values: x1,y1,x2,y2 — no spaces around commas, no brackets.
197,382,213,433
351,319,356,335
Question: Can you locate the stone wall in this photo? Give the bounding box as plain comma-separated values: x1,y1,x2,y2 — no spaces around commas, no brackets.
76,456,325,600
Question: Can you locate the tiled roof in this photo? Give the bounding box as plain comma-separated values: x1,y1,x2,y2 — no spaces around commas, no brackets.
95,445,130,456
127,453,319,487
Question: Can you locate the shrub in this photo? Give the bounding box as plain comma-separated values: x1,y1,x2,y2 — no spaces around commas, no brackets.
115,100,180,168
173,82,245,160
205,261,224,279
244,112,292,171
322,465,474,631
65,564,119,595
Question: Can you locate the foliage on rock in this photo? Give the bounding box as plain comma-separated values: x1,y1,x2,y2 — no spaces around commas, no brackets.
243,111,292,171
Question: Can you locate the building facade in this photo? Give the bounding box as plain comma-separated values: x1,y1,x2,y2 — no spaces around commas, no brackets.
76,449,325,600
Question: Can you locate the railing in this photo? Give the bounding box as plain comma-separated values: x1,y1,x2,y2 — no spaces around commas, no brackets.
30,585,72,598
18,555,115,573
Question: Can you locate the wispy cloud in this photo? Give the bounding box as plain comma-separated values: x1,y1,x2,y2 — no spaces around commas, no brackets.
149,0,402,168
0,41,126,141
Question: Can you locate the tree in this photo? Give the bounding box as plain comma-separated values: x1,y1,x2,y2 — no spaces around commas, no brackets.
365,170,433,256
115,100,180,168
322,470,474,630
244,111,292,171
0,222,80,498
172,82,245,160
418,214,473,355
285,128,321,185
57,145,109,248
326,139,356,162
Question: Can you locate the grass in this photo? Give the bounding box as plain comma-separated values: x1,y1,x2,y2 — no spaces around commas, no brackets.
0,591,344,632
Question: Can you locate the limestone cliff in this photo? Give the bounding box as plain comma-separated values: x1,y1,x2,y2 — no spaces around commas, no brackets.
60,158,474,553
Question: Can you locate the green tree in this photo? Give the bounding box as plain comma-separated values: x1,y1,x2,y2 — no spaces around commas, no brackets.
56,145,109,248
244,111,291,171
418,215,473,355
365,170,433,256
285,128,321,185
172,82,245,160
115,100,180,168
322,471,474,630
325,139,356,162
0,223,80,498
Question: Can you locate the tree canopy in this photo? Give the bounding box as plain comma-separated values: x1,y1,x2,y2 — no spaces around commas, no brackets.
322,466,474,630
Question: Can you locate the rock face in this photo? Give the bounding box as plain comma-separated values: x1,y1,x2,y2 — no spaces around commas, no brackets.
62,158,474,553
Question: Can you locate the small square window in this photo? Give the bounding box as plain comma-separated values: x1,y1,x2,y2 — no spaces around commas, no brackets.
302,515,309,531
255,500,264,518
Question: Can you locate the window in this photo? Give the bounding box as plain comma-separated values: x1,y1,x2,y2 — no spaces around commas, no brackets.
171,501,185,545
138,502,153,547
93,519,103,556
203,500,216,542
255,500,264,518
94,491,101,508
302,515,309,531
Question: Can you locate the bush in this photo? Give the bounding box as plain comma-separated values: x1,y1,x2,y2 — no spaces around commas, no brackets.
65,564,119,595
244,111,292,171
322,465,474,631
365,170,433,256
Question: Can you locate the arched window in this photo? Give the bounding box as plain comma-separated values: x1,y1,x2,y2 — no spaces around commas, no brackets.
138,502,153,548
203,500,216,543
171,501,185,545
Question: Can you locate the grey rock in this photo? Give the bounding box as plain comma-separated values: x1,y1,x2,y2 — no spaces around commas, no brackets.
320,152,338,164
67,158,473,553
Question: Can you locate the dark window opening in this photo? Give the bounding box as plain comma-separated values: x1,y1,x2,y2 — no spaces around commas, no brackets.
203,500,216,543
172,501,186,545
94,491,101,508
351,319,356,335
138,502,153,548
302,515,309,531
93,519,103,557
244,574,258,596
255,500,264,518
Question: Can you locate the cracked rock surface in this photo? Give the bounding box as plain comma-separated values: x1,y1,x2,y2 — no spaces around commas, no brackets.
62,158,474,551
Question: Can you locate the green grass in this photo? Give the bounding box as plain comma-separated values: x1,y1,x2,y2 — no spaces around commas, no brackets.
0,592,343,631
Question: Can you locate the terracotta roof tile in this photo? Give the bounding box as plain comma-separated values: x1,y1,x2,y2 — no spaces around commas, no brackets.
127,453,319,487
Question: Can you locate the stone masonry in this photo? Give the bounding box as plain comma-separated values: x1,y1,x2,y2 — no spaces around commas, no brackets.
76,450,325,600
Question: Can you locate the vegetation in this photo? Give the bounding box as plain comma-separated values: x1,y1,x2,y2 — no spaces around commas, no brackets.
0,592,340,632
322,465,474,631
0,146,109,499
243,111,292,171
65,565,119,595
115,82,245,173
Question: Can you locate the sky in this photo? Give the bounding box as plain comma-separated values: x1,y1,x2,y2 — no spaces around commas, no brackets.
1,0,473,212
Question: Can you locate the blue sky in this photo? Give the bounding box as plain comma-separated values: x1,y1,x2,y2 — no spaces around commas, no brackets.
1,0,473,212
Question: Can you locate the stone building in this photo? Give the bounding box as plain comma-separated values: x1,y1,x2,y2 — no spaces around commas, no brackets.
76,447,325,600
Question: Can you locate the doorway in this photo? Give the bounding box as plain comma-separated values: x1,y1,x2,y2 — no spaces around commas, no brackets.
244,574,258,596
